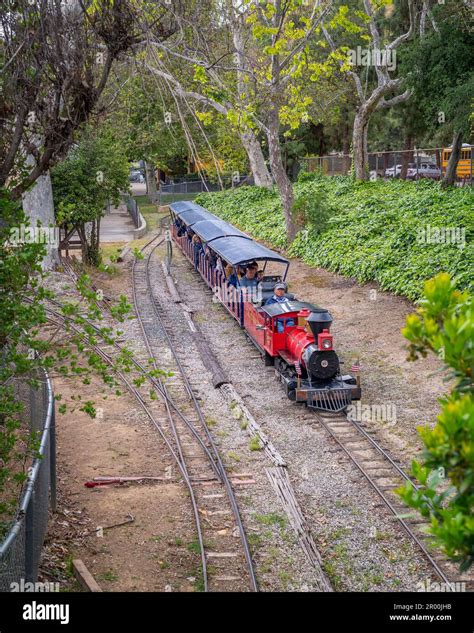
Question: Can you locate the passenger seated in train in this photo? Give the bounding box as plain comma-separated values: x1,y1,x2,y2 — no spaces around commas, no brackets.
265,283,295,331
204,245,217,268
192,235,203,268
265,282,290,305
224,264,238,287
239,263,263,303
174,217,186,237
238,264,259,289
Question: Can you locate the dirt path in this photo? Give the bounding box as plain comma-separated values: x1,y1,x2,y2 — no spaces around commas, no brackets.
45,373,199,592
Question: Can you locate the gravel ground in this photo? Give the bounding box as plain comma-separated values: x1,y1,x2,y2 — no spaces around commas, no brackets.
54,254,334,591
159,246,441,592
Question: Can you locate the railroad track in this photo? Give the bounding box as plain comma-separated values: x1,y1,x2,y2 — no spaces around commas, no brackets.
130,235,258,592
167,241,472,591
313,410,471,590
45,235,258,591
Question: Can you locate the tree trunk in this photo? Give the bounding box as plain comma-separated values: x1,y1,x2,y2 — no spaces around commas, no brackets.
342,108,351,174
144,161,158,202
77,224,89,265
266,107,297,243
77,220,101,267
232,23,273,188
240,129,273,188
352,110,370,180
441,131,463,188
400,135,413,180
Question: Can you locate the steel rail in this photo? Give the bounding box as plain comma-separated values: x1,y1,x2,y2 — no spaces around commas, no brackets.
131,243,210,591
145,240,259,592
44,310,221,594
314,412,452,587
42,272,218,462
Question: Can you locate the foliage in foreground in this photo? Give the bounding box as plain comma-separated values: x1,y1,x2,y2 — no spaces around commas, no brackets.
398,274,473,572
196,174,473,300
0,189,147,535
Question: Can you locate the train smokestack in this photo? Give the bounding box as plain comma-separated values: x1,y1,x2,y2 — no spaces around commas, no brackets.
306,309,333,339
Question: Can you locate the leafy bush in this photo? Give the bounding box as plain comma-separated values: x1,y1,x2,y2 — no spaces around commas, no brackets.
292,189,334,234
398,274,473,571
196,174,473,300
0,189,136,533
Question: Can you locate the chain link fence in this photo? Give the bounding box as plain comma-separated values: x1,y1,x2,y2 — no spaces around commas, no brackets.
300,146,474,184
0,368,56,591
124,194,141,228
158,175,253,205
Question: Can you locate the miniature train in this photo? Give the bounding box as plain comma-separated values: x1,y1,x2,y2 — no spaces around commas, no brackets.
169,201,361,413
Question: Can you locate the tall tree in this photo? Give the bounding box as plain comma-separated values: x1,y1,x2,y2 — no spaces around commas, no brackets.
322,0,416,179
0,0,175,199
395,0,473,185
146,0,333,241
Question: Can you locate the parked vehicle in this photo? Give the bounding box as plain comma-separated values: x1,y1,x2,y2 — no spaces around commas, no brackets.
442,144,473,181
407,162,441,180
129,171,145,183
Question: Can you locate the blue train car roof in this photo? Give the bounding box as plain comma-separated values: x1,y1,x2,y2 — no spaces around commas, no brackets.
170,200,288,266
170,201,215,226
210,235,288,265
191,219,250,243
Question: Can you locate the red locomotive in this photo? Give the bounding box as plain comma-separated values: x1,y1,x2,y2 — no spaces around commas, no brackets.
170,202,361,412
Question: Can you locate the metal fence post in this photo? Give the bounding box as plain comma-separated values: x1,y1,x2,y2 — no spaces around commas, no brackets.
25,489,35,583
50,406,57,513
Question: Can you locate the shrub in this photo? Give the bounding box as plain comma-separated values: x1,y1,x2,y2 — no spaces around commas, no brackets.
196,175,473,300
397,273,473,571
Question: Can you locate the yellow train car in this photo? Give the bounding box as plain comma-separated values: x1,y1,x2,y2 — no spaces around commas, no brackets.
442,145,473,180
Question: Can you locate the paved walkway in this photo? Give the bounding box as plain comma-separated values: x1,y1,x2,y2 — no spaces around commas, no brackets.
100,203,136,243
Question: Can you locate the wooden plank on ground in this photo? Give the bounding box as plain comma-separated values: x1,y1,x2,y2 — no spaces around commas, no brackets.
72,559,103,592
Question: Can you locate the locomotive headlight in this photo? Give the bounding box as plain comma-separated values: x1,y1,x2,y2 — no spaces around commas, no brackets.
318,329,333,351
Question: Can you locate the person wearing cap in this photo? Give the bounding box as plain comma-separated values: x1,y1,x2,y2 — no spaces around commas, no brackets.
265,282,289,306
